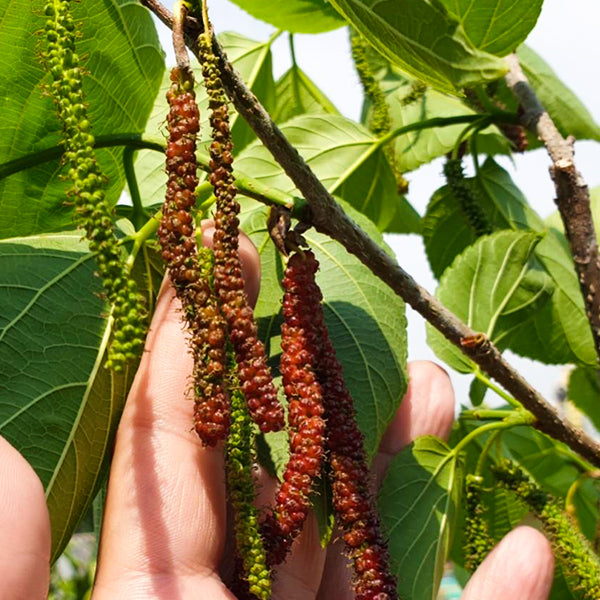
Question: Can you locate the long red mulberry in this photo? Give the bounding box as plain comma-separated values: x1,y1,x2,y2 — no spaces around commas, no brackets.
312,279,398,600
158,65,229,446
262,251,326,565
198,34,284,434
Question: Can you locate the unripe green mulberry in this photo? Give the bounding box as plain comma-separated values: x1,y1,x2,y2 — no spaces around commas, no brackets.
225,362,271,600
443,158,491,238
463,474,494,572
493,460,600,599
42,0,146,370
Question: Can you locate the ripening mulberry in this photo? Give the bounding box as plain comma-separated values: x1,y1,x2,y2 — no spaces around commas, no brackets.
306,257,398,600
158,66,230,445
261,251,326,566
493,460,600,599
42,0,146,370
198,35,284,434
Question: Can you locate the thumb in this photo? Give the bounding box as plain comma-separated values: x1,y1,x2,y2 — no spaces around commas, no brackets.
462,526,554,600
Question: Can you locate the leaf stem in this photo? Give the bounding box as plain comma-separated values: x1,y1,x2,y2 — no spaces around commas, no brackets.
0,134,165,180
474,369,521,408
376,112,515,152
123,147,147,231
462,409,516,420
475,429,504,476
125,211,161,272
452,418,524,457
0,134,308,217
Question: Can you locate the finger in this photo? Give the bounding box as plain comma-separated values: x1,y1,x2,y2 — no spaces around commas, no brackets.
0,436,50,600
316,360,455,600
373,360,455,487
462,526,554,600
94,230,260,599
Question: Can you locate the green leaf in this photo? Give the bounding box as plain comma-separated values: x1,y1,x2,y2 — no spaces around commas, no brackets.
235,114,419,232
511,230,596,366
0,233,160,561
427,230,550,372
438,0,544,56
273,66,340,123
422,159,592,366
227,0,345,33
135,31,276,209
378,436,462,600
0,0,164,239
568,367,600,434
327,0,507,94
423,158,543,278
469,377,487,406
363,58,509,173
240,198,408,462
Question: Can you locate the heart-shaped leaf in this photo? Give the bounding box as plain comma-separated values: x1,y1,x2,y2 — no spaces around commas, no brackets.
0,232,161,560
272,66,339,123
0,0,164,238
379,436,463,600
437,0,544,56
327,0,507,93
427,230,550,373
235,114,420,233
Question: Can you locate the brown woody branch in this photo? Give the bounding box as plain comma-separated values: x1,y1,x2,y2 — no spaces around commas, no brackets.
140,0,600,468
506,54,600,365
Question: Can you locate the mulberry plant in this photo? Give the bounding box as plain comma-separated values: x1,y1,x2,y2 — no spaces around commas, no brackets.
42,0,146,370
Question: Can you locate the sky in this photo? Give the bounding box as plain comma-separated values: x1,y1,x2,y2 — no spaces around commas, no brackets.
151,0,600,408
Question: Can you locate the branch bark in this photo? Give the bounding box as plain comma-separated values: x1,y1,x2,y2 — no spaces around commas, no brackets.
506,54,600,365
140,0,600,468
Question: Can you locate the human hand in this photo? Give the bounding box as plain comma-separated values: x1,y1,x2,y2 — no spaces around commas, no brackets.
0,225,555,599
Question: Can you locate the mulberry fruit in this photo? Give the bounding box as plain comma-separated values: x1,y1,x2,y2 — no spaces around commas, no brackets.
42,0,146,370
198,34,284,434
262,251,326,565
158,66,230,445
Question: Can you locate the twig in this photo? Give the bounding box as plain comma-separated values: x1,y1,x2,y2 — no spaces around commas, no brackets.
139,0,600,468
505,54,600,365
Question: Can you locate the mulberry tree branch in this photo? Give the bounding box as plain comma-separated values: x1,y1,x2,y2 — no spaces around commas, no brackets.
139,0,600,468
505,54,600,365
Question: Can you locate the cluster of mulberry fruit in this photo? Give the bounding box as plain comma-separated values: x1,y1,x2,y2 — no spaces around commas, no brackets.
463,474,494,572
313,299,398,600
42,0,146,370
493,459,600,599
158,66,230,446
261,251,326,566
443,158,492,238
198,34,284,434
